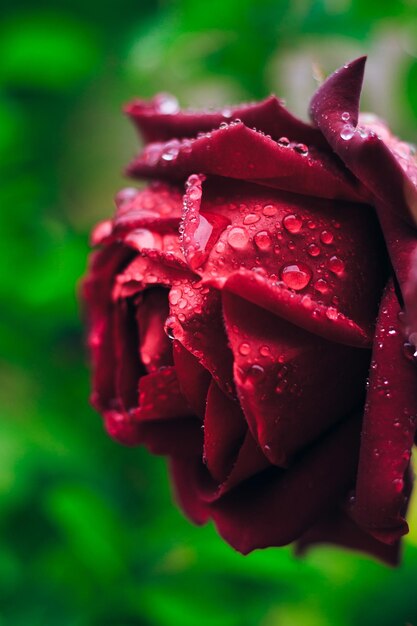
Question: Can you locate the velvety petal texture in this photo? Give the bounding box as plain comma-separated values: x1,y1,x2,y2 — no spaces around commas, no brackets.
82,56,417,566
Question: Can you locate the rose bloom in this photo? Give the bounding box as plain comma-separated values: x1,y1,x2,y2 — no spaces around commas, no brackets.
82,58,417,565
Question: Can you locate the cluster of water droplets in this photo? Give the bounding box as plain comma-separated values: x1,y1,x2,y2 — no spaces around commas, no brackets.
276,136,309,156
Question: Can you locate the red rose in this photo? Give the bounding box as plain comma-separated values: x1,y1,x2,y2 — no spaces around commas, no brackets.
82,58,417,565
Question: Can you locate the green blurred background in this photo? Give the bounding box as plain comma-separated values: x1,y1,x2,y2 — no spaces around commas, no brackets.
3,0,417,624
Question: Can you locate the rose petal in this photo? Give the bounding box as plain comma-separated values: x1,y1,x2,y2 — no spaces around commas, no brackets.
167,283,235,397
126,367,202,456
125,93,329,147
210,413,362,554
350,280,417,543
222,291,370,466
310,56,417,227
172,340,211,418
135,288,173,372
184,176,385,347
203,380,247,483
310,57,417,353
296,509,401,566
127,122,366,202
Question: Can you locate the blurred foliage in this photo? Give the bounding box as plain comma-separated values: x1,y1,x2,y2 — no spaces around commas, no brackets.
2,0,417,624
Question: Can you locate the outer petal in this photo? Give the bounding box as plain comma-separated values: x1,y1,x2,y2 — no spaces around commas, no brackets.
310,56,417,227
350,281,417,543
183,176,385,348
125,93,329,148
127,122,366,202
296,509,401,566
210,413,362,554
222,291,369,466
310,56,417,352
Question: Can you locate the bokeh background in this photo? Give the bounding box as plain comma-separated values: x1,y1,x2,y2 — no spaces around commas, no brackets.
3,0,417,624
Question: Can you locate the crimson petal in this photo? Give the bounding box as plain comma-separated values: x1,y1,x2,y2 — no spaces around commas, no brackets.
210,413,362,554
222,292,369,466
185,177,384,348
296,509,401,566
127,122,366,202
310,57,417,352
350,280,417,543
125,93,329,147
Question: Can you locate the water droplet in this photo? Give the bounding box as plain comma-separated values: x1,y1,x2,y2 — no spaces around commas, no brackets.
164,316,177,339
243,213,260,225
262,204,278,217
259,345,271,357
277,136,290,147
307,220,316,230
239,342,251,356
403,342,417,361
307,243,320,257
294,143,308,156
115,187,137,206
169,288,182,305
340,125,355,141
215,241,226,254
320,230,334,245
328,256,345,276
283,214,302,234
227,226,249,250
314,279,329,294
341,111,350,121
161,141,180,161
281,263,311,291
388,327,397,336
326,307,338,321
247,364,265,380
157,94,179,114
254,230,272,250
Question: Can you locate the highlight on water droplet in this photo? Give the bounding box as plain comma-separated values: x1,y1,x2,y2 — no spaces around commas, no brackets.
280,263,312,291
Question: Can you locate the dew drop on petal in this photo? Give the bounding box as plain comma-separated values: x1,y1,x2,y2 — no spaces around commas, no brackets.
254,230,272,250
293,143,309,155
169,288,182,305
328,256,345,276
227,226,249,250
280,263,311,290
243,213,261,225
326,307,338,321
340,125,355,141
283,214,302,234
277,136,290,147
320,230,334,245
259,345,271,357
239,342,251,356
262,204,278,217
307,243,320,257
